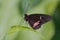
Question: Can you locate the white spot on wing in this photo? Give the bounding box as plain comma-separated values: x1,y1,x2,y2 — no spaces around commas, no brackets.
40,16,42,19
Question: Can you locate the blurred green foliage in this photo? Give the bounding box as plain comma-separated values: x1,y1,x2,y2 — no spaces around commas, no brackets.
52,1,60,40
0,0,60,40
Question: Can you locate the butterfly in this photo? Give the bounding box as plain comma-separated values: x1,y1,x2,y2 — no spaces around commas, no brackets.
24,14,51,30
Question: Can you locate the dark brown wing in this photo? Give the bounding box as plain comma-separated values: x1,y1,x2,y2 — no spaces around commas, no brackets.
24,14,51,30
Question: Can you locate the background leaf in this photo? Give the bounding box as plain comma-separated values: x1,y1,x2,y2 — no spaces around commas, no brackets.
0,0,59,40
52,1,60,40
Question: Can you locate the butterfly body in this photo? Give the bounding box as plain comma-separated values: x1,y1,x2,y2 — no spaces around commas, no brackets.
24,14,51,30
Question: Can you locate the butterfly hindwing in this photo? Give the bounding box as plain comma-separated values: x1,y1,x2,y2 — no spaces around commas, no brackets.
24,14,51,30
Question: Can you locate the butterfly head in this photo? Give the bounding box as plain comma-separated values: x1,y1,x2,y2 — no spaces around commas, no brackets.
24,14,29,21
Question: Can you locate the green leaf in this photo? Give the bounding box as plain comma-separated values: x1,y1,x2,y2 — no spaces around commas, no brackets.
8,25,37,34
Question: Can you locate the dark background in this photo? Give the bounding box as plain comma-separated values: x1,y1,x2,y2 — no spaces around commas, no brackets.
52,1,60,40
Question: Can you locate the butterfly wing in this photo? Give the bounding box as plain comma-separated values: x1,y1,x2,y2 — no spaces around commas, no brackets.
24,14,51,30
